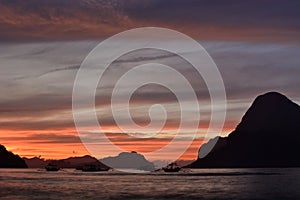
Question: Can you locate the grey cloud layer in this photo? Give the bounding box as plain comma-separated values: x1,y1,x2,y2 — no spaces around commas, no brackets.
0,0,300,40
0,40,299,132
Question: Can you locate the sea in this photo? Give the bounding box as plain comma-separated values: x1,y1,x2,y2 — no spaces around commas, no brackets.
0,168,299,200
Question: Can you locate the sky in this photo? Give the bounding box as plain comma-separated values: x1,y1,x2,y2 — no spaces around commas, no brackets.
0,0,300,161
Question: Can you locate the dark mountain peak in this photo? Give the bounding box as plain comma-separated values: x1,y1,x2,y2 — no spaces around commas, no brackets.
234,92,300,134
189,92,300,168
251,91,296,110
0,144,6,152
0,144,28,168
256,91,289,100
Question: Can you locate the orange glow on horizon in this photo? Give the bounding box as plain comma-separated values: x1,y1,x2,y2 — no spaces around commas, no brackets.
0,124,233,161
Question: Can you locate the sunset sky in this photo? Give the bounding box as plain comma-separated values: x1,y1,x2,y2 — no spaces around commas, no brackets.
0,0,300,161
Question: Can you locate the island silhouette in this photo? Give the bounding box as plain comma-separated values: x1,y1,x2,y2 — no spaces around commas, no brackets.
100,151,155,171
0,145,27,168
189,92,300,168
23,155,108,169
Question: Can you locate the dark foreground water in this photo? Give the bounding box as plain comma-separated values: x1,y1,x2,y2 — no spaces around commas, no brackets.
0,168,299,200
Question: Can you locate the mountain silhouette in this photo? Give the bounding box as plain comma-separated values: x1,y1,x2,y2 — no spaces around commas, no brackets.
0,144,27,168
24,155,107,169
100,151,155,171
23,157,48,168
189,92,300,168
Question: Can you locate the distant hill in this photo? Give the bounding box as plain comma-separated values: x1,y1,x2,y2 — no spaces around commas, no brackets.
189,92,300,168
24,155,107,169
0,144,27,168
23,157,48,168
100,151,155,171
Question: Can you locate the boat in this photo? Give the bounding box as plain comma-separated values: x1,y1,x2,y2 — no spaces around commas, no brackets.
75,166,83,170
45,163,60,171
81,164,110,172
162,162,181,172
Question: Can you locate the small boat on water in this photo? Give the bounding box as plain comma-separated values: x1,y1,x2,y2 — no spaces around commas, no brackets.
45,163,60,171
81,164,110,172
162,162,181,172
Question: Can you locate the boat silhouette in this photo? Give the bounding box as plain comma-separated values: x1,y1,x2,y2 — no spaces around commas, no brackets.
45,163,60,171
81,164,110,172
162,162,181,172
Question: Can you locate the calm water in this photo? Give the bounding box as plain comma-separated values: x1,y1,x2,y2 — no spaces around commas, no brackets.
0,168,299,200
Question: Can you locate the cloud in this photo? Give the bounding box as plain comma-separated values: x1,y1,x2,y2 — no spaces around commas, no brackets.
1,40,300,132
0,133,81,144
0,0,300,41
0,0,132,40
0,93,71,117
15,65,80,80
